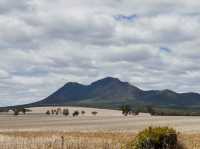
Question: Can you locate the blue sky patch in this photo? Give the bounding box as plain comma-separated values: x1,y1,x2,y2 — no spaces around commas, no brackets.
114,14,137,22
160,47,171,53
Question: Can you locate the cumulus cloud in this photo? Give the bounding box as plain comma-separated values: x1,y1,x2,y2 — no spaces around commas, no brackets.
0,0,200,106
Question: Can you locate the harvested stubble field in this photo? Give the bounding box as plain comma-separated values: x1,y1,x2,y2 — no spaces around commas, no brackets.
1,107,200,149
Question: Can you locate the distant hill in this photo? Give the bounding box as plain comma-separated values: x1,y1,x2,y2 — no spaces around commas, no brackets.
25,77,200,109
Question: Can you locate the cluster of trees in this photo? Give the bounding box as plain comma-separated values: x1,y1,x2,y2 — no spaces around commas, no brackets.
45,108,98,117
120,105,195,116
121,105,156,116
45,108,63,115
121,105,139,116
72,110,79,117
0,107,31,116
149,109,200,116
12,108,30,116
63,109,69,116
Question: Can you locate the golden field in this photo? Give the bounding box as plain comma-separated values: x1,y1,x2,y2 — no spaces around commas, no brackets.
0,131,200,149
1,107,200,149
1,107,200,133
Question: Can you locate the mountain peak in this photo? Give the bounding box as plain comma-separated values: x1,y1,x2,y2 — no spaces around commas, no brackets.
98,77,121,82
160,89,177,95
26,77,200,109
90,77,122,86
64,82,84,87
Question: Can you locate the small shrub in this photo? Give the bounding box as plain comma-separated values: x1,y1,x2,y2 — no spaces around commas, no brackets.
121,105,131,116
134,110,139,115
92,111,98,116
81,111,85,115
13,109,19,116
63,109,69,116
22,108,26,115
146,106,155,115
51,109,54,115
46,110,50,115
73,111,79,117
57,108,61,114
126,127,178,149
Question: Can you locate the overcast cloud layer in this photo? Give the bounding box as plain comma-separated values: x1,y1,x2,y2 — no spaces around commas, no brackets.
1,0,200,106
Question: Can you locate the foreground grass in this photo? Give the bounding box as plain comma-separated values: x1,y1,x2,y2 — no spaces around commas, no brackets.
0,131,199,149
0,132,134,149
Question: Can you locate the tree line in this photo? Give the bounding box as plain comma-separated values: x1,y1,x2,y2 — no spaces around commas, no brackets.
45,108,98,117
120,105,156,116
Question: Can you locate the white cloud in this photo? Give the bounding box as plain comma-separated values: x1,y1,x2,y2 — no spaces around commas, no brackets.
1,0,200,106
0,69,9,79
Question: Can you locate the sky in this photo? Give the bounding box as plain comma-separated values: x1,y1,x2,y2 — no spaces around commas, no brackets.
1,0,200,106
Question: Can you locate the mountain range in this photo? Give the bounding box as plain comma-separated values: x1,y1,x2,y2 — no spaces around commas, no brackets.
26,77,200,109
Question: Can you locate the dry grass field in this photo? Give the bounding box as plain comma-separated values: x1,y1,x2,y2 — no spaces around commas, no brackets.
0,132,133,149
0,132,200,149
1,107,200,148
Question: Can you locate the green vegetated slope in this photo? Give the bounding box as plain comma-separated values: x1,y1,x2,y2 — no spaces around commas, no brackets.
23,77,200,113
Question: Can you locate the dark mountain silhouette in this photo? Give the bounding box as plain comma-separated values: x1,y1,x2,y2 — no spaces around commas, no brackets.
26,77,200,109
